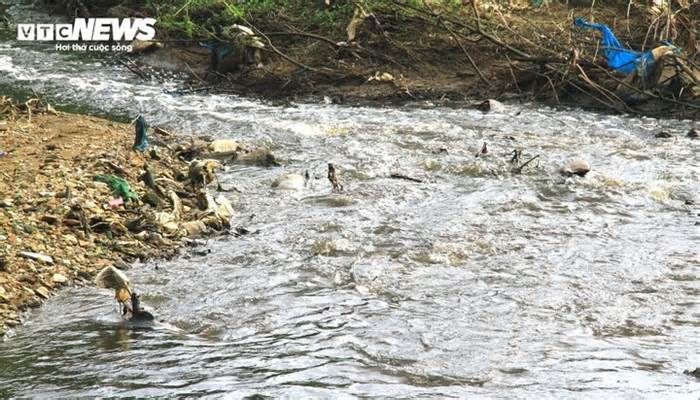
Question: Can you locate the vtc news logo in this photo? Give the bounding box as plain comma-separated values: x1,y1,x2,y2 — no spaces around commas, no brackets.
17,18,156,41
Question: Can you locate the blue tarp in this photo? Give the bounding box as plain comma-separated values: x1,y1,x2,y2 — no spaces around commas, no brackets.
574,18,655,75
200,42,234,62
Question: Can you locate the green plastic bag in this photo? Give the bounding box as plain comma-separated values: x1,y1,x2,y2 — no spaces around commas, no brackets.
95,174,140,202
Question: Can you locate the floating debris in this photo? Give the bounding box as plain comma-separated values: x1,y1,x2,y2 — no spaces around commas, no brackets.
390,173,423,183
512,154,540,174
475,142,488,157
328,163,343,192
95,266,132,307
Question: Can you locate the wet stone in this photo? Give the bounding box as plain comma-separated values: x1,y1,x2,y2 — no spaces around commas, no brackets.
5,316,20,327
476,99,506,113
684,368,700,378
560,159,591,177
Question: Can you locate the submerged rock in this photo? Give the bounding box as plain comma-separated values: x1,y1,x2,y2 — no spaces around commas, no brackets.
476,99,506,113
684,368,700,378
209,139,245,154
688,128,699,139
654,131,673,138
126,293,154,323
234,149,279,166
560,159,591,177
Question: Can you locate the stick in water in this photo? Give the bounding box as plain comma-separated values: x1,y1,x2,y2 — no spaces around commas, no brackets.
328,163,343,192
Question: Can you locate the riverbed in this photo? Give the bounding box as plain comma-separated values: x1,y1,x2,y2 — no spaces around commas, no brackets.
1,4,699,398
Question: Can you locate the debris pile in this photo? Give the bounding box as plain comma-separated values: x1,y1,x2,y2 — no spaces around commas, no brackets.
0,104,245,336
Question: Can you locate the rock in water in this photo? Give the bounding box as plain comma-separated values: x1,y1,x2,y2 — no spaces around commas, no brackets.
209,139,244,154
476,99,506,113
560,159,591,177
235,149,279,166
688,128,699,139
654,131,673,138
684,368,700,378
127,293,154,322
272,173,308,190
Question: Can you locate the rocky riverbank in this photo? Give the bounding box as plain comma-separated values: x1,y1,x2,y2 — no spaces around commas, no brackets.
0,97,250,336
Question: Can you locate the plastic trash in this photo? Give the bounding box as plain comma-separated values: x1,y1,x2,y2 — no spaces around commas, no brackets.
201,42,234,62
574,18,656,75
94,174,140,202
133,115,148,152
18,251,53,264
105,197,125,208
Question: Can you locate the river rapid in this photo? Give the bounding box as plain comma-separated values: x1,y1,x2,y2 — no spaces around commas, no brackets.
0,3,699,399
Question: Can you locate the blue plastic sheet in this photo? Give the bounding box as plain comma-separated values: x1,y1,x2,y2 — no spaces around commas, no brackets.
574,18,655,75
200,42,233,62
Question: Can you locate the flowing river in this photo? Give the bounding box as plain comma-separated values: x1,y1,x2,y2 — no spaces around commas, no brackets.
0,3,699,398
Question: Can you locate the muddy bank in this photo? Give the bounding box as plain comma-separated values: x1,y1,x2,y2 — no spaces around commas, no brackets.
44,0,699,117
0,99,251,336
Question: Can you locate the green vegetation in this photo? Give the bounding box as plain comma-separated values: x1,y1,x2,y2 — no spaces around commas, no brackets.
150,0,358,39
55,0,468,40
